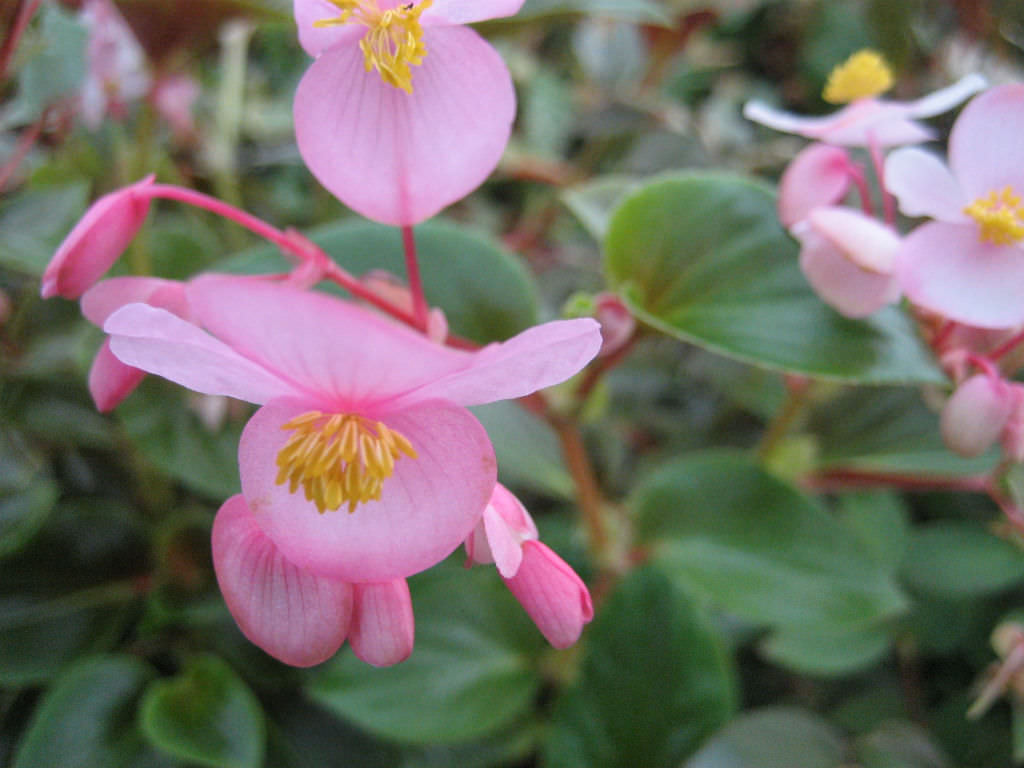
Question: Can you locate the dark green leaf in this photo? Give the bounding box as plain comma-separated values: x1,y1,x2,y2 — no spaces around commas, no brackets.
837,492,909,572
760,624,890,677
10,5,87,121
855,720,952,768
901,522,1024,599
604,173,945,385
0,183,88,275
0,431,56,559
543,567,736,768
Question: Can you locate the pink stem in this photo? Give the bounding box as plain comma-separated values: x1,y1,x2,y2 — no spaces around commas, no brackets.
930,319,958,352
866,133,896,225
0,0,42,83
966,352,1000,379
401,225,429,332
843,161,875,218
989,328,1024,362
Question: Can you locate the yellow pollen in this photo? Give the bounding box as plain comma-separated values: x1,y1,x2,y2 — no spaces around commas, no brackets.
822,50,894,104
314,0,433,93
964,186,1024,246
275,411,417,515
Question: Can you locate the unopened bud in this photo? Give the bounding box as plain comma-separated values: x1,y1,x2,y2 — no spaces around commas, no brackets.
593,292,635,358
941,374,1014,458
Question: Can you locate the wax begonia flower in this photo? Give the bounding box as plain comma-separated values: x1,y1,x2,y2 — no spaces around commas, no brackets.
292,0,523,226
465,484,593,648
41,176,155,300
941,373,1015,458
777,143,853,229
744,49,984,147
79,0,150,128
791,206,901,318
886,84,1024,328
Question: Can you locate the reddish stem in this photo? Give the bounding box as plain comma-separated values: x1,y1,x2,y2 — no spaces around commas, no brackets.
989,328,1024,363
401,225,429,333
843,161,875,218
867,133,896,225
804,468,991,494
0,0,42,83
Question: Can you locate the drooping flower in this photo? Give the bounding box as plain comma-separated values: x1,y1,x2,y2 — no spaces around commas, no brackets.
744,49,985,147
465,483,593,648
103,275,601,665
886,84,1024,328
292,0,524,226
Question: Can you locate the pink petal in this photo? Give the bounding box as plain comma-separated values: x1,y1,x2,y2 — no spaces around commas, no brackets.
88,338,146,412
424,0,526,25
212,494,353,667
897,222,1024,328
293,25,515,226
349,580,415,667
884,147,967,222
41,176,154,299
104,303,300,403
80,276,188,326
905,74,987,119
806,207,900,274
503,541,593,649
292,0,362,57
464,483,538,575
949,83,1024,201
400,318,602,408
187,276,469,407
744,100,933,147
239,398,496,583
777,143,852,228
480,506,524,578
941,374,1014,458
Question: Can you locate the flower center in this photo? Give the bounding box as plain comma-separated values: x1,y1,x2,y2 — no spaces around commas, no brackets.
275,410,417,514
314,0,433,93
964,186,1024,246
822,50,894,104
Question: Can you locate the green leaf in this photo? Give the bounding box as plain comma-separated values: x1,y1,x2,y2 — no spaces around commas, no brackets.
0,183,88,275
760,624,890,677
140,655,266,768
603,173,945,385
516,0,672,24
308,561,545,745
220,219,539,345
684,707,846,768
837,492,910,573
562,176,641,242
900,522,1024,599
633,452,908,630
543,566,735,768
12,654,154,768
0,431,56,559
855,720,952,768
10,5,87,121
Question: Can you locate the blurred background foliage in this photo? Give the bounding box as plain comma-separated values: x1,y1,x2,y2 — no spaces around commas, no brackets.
4,0,1024,766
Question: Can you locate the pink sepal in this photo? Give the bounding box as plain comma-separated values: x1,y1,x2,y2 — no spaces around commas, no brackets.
464,483,538,578
778,143,852,228
349,580,415,667
89,339,146,412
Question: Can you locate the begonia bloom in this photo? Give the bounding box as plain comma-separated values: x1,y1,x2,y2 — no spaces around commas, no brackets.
292,0,523,226
941,374,1014,458
79,0,150,128
41,176,155,300
744,49,984,147
886,84,1024,328
466,484,593,649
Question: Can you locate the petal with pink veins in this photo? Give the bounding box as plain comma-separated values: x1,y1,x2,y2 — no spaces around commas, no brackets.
349,580,415,666
89,338,146,412
292,0,362,57
212,494,354,667
423,0,526,25
885,147,967,222
897,222,1024,328
81,276,188,326
239,397,496,583
949,83,1024,200
105,304,301,404
293,25,515,226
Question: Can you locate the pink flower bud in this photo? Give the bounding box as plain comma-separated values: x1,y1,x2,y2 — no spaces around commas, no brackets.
778,143,853,228
593,292,635,358
1001,385,1024,463
41,176,155,299
464,483,538,577
941,374,1015,457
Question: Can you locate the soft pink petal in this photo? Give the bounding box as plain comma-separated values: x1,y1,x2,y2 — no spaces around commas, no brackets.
794,219,899,318
480,506,524,578
941,374,1014,458
424,0,525,25
293,0,362,57
897,222,1024,328
744,100,933,147
949,83,1024,201
400,318,602,408
80,276,188,326
349,580,415,667
503,541,593,649
464,483,538,575
41,176,154,299
777,143,852,228
806,207,900,274
884,147,967,222
293,25,515,226
212,494,353,667
104,304,301,403
905,74,987,119
88,338,145,412
240,398,495,583
188,276,469,407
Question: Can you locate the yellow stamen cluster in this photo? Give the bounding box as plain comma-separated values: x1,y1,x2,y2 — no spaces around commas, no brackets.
822,49,894,104
275,410,417,515
964,186,1024,246
315,0,433,93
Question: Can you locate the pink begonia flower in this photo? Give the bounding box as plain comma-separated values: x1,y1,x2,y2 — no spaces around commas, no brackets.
940,373,1014,458
103,275,600,665
744,49,984,147
790,206,901,318
292,0,524,226
777,143,852,229
79,0,150,128
886,84,1024,328
465,484,593,648
152,74,200,143
40,176,155,300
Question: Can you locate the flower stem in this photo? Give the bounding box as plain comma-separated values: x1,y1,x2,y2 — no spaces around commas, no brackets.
990,328,1024,363
867,133,896,225
401,225,429,332
755,375,811,461
553,418,610,559
0,0,42,84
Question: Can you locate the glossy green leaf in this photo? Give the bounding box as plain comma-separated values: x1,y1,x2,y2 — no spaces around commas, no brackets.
308,561,545,745
220,219,538,344
0,183,88,275
12,654,154,768
900,523,1024,599
633,452,908,630
837,492,910,572
604,173,945,385
140,655,266,768
684,708,846,768
543,566,735,768
760,624,891,677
